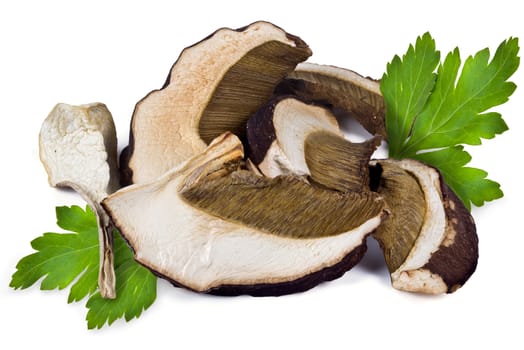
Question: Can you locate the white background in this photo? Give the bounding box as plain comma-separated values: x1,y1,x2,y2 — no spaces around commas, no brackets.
1,0,523,348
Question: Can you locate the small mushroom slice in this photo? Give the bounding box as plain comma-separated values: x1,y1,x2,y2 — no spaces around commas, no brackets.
247,96,380,192
120,21,312,185
370,159,478,294
275,62,386,138
39,103,119,299
104,133,386,296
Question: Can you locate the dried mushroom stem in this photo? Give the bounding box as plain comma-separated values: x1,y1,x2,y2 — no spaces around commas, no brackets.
39,103,119,299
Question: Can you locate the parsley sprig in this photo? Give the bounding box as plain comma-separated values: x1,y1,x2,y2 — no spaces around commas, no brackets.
381,33,520,209
10,205,157,329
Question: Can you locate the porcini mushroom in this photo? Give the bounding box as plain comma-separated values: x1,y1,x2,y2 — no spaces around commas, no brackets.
275,62,386,138
39,103,119,298
370,159,478,294
103,133,386,296
247,96,380,192
120,21,312,185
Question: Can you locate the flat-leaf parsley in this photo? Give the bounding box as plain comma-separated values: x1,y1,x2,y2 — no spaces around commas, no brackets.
381,33,519,209
10,205,157,329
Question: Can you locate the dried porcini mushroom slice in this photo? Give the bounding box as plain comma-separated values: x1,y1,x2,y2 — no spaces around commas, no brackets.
39,103,119,299
120,21,312,185
371,159,478,294
103,133,386,296
275,62,386,138
247,96,380,192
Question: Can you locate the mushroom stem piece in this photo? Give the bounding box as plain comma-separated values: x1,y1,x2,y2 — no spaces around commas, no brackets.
39,103,119,299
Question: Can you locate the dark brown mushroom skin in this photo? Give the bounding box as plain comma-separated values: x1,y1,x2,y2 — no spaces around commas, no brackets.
246,94,297,166
423,177,478,293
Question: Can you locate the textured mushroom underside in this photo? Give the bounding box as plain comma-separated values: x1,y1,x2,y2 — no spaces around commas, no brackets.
121,21,311,185
371,162,426,273
373,159,478,294
104,134,385,295
275,62,386,138
39,103,119,299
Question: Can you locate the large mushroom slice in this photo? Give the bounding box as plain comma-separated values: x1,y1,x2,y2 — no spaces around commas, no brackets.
39,103,119,298
103,133,386,296
371,159,478,294
247,96,380,192
275,62,386,138
121,21,312,185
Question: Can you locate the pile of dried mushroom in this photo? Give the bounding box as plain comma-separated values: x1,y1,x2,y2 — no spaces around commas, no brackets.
39,21,478,299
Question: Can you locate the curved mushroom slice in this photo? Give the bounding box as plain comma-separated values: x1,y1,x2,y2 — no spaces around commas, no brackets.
247,96,380,192
104,133,385,296
121,21,312,185
275,62,386,138
39,103,119,299
371,159,478,294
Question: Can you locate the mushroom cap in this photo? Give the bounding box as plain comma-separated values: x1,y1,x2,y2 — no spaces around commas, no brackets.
104,133,386,296
371,159,478,294
121,21,312,185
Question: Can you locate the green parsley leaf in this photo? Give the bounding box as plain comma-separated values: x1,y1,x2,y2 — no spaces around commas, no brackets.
10,205,157,328
381,33,519,209
381,32,440,157
10,206,99,301
85,232,157,329
415,146,503,210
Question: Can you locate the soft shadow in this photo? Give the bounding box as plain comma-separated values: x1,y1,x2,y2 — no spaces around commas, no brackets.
357,236,390,279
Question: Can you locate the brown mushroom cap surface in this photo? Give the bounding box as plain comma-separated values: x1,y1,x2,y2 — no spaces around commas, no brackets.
121,21,312,185
104,133,386,296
